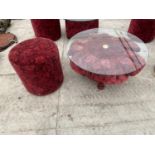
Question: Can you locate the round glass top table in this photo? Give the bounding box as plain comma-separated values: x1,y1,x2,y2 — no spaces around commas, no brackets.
67,28,148,90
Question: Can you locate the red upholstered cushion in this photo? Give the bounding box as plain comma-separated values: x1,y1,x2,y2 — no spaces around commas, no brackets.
9,37,63,96
31,19,61,41
128,19,155,43
65,19,99,39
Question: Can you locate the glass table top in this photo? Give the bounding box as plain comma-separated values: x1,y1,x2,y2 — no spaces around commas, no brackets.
67,28,148,75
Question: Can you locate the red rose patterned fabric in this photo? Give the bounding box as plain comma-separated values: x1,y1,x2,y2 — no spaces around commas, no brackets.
9,37,64,96
65,19,99,39
31,19,61,41
128,19,155,43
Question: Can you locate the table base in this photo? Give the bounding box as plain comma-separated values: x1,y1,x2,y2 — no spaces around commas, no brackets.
70,61,144,90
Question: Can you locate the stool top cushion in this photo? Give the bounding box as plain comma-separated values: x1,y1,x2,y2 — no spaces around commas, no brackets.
9,37,58,66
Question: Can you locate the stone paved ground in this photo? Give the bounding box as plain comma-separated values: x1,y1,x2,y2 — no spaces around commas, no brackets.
0,19,155,134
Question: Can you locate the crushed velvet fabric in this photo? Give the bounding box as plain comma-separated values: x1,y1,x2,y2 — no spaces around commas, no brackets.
31,19,61,41
128,19,155,43
65,19,99,39
9,37,63,96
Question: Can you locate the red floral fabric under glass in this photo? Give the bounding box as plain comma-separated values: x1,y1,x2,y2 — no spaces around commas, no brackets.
68,29,148,89
9,37,64,96
31,19,61,41
65,19,99,39
128,19,155,43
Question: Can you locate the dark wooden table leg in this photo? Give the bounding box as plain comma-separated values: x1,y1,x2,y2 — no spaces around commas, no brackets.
97,83,105,90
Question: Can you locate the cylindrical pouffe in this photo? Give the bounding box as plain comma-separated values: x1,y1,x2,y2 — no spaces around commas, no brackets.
9,37,63,96
65,19,99,39
128,19,155,43
31,19,61,41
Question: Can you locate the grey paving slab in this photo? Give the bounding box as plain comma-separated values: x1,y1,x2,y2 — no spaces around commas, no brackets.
100,19,130,31
57,119,155,135
2,128,56,135
0,75,59,134
57,66,155,130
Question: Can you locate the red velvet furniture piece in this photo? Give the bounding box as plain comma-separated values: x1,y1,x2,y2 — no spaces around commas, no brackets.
128,19,155,43
31,19,61,41
65,19,99,39
68,29,148,90
9,37,63,96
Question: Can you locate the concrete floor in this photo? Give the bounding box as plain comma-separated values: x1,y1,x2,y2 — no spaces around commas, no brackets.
0,19,155,134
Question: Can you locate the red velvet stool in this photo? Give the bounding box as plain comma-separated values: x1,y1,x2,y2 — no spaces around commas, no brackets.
31,19,61,41
65,19,99,39
9,37,63,96
128,19,155,43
